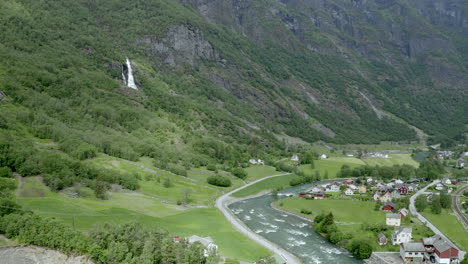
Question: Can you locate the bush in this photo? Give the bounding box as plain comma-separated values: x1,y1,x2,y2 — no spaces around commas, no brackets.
206,164,217,171
349,239,373,259
300,209,312,215
207,175,231,187
0,167,12,178
232,168,247,180
167,166,187,177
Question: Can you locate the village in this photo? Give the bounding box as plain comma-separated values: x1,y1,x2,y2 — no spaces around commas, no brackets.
298,177,464,264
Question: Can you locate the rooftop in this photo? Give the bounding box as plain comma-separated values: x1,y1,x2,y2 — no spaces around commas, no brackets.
402,242,425,252
386,213,401,219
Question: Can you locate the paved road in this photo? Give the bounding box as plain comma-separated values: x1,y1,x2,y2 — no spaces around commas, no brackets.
215,173,303,264
409,180,466,260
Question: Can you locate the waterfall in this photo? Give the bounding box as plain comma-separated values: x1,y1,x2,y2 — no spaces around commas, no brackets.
126,57,138,90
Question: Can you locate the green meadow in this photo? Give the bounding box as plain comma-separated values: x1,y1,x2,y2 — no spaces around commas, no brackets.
231,174,300,198
362,154,419,167
422,209,468,251
15,177,269,261
298,157,365,177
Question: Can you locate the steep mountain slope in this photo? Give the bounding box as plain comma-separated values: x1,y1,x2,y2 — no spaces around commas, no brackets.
0,0,466,186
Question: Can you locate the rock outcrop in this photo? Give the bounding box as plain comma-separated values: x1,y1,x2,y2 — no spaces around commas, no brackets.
0,246,94,264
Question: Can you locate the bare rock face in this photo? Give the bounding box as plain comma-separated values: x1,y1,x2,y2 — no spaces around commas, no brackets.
138,24,220,67
0,246,94,264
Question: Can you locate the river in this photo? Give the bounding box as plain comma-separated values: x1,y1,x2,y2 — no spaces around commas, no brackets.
229,182,363,264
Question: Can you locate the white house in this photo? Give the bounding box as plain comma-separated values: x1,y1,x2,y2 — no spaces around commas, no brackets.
249,159,257,164
344,188,354,196
187,235,218,257
320,154,327,159
400,242,425,263
349,184,358,190
367,177,374,184
326,184,340,192
392,227,412,245
386,213,401,227
435,183,445,191
309,186,323,193
442,178,451,185
257,159,265,165
291,155,299,162
395,179,404,184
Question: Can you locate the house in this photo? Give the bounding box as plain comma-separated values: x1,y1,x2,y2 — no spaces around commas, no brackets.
383,202,396,211
399,208,409,218
309,186,324,193
257,159,265,165
400,242,425,263
349,184,358,190
249,159,258,165
422,235,459,264
442,178,451,185
435,183,446,191
291,155,299,161
373,191,393,203
344,188,354,196
343,179,354,185
313,191,326,199
457,158,466,169
396,184,409,194
367,177,375,184
173,236,180,243
392,227,412,245
407,184,418,192
386,213,401,226
407,178,420,184
395,179,404,184
378,233,388,246
187,235,218,257
320,154,327,159
326,184,340,192
358,185,367,193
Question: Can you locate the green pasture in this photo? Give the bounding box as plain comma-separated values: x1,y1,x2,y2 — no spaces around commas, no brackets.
422,210,468,251
298,157,365,177
14,177,269,261
362,154,419,167
231,174,300,198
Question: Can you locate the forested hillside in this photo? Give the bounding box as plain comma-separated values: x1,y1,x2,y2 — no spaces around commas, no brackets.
0,0,466,192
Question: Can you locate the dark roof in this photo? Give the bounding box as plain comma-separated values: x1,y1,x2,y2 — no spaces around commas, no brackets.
385,202,396,207
394,227,412,236
430,235,457,253
402,242,425,252
378,233,387,239
386,213,401,219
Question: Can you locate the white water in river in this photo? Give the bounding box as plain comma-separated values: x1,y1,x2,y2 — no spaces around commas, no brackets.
126,57,138,90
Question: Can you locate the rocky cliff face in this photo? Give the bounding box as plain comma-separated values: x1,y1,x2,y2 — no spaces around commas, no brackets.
138,24,221,67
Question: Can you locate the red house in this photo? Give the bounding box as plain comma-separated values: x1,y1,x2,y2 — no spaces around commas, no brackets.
398,186,408,194
299,192,306,198
343,179,354,185
313,191,326,199
382,202,396,211
422,235,459,263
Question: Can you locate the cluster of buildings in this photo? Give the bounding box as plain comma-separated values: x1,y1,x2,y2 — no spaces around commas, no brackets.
248,159,265,165
372,179,420,202
299,179,365,199
361,152,390,159
378,229,460,263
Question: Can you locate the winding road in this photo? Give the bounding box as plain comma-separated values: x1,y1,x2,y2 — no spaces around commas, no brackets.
452,185,468,230
215,173,303,264
409,180,466,260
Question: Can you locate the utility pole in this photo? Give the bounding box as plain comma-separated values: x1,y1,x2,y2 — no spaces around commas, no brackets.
72,215,75,231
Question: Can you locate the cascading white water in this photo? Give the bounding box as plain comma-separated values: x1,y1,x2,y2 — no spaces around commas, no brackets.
126,57,138,90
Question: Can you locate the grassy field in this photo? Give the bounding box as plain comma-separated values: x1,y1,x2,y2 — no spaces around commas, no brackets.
362,154,419,167
15,177,269,261
231,174,300,198
422,209,468,251
278,198,385,223
298,157,365,177
276,198,434,252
